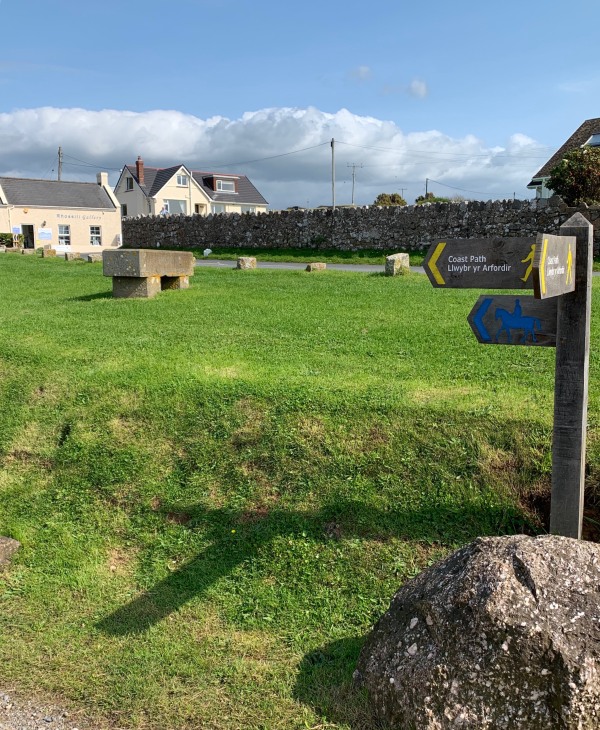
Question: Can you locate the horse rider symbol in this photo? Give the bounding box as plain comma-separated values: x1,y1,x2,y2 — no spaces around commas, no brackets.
494,298,542,344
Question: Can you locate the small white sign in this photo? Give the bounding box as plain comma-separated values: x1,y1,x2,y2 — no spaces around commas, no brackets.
37,228,53,241
11,225,22,235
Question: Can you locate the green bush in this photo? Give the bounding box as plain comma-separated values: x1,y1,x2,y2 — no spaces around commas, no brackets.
547,147,600,206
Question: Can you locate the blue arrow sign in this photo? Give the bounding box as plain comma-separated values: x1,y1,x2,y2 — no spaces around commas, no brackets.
471,297,493,342
467,295,557,347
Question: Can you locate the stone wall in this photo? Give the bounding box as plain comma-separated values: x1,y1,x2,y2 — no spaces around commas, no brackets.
122,196,600,254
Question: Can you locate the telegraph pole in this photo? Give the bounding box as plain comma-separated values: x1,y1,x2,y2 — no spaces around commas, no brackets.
347,162,363,205
331,138,336,210
57,147,63,181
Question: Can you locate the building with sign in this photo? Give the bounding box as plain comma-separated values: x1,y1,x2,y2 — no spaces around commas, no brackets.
0,173,122,252
527,117,600,199
114,157,268,218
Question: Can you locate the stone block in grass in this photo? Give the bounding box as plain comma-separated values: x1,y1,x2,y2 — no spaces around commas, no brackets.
237,256,257,269
385,253,409,276
306,262,327,272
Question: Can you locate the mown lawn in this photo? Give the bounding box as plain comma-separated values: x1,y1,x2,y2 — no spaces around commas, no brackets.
1,255,598,729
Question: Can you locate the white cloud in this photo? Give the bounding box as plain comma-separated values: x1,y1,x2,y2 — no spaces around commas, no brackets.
0,106,547,208
349,65,372,82
408,79,428,99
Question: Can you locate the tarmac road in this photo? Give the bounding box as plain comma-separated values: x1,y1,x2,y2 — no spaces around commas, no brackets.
194,258,425,274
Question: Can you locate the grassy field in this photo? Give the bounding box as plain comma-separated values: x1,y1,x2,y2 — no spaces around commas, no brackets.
1,255,599,729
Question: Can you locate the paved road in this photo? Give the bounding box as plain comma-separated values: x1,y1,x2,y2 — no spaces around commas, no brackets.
195,259,600,278
195,258,425,274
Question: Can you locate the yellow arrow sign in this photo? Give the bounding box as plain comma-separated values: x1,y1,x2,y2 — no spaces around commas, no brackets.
428,241,446,285
532,233,576,299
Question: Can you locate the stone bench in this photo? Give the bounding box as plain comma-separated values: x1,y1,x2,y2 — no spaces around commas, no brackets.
103,249,195,298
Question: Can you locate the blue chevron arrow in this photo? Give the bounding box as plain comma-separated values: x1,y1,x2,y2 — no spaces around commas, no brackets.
473,297,493,342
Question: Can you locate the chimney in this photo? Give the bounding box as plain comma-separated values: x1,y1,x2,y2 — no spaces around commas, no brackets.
136,156,145,186
97,171,109,187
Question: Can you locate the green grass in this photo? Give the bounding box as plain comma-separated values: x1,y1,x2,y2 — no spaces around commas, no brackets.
186,245,425,267
1,255,599,729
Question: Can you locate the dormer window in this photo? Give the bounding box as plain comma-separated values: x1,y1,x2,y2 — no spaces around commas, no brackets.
216,179,236,192
584,134,600,147
177,174,189,186
125,177,134,191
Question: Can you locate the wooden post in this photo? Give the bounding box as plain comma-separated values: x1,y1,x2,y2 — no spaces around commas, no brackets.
550,213,593,538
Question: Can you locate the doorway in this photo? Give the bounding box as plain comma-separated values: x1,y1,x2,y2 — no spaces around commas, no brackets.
22,225,34,249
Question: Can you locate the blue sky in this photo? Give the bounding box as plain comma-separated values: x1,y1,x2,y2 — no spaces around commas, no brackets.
1,0,599,209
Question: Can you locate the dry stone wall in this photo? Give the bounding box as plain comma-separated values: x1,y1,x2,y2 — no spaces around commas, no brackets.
122,196,600,255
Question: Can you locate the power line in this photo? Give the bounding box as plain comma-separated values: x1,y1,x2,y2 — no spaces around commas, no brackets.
336,139,551,160
206,142,330,169
426,178,487,196
62,153,121,172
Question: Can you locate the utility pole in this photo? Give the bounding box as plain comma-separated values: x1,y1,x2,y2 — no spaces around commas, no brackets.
331,138,336,210
425,178,428,197
57,146,63,181
399,187,406,200
347,162,363,205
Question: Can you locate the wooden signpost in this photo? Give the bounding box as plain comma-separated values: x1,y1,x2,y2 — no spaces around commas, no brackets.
425,214,593,539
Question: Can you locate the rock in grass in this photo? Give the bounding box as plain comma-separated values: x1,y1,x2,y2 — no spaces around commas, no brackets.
305,262,326,272
237,256,256,269
0,536,21,570
355,535,600,729
384,253,409,276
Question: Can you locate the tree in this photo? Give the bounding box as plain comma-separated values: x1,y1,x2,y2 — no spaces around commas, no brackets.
373,193,407,207
546,146,600,206
415,192,450,205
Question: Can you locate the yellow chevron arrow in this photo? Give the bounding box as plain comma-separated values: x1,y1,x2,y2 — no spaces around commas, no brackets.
428,242,446,285
540,237,548,296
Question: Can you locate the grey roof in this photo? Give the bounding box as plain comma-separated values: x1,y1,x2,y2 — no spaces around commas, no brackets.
124,164,268,205
0,176,116,209
122,165,182,198
527,118,600,187
192,171,268,205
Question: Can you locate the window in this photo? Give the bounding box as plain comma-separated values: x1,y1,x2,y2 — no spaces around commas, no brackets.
240,205,256,214
585,134,600,147
90,226,102,246
121,204,128,217
211,204,226,214
125,177,134,190
216,179,235,192
58,225,71,246
164,199,187,215
176,174,189,186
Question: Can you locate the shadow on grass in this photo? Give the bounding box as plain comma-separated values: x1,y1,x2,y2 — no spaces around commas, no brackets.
293,636,389,730
70,291,113,302
97,499,530,637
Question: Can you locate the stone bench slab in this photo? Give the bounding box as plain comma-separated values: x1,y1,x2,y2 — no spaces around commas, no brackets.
103,249,195,278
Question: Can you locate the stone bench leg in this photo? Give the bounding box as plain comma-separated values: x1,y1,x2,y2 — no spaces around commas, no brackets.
112,276,162,298
161,275,189,290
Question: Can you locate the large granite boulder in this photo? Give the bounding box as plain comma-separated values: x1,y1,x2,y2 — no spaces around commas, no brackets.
355,535,600,729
